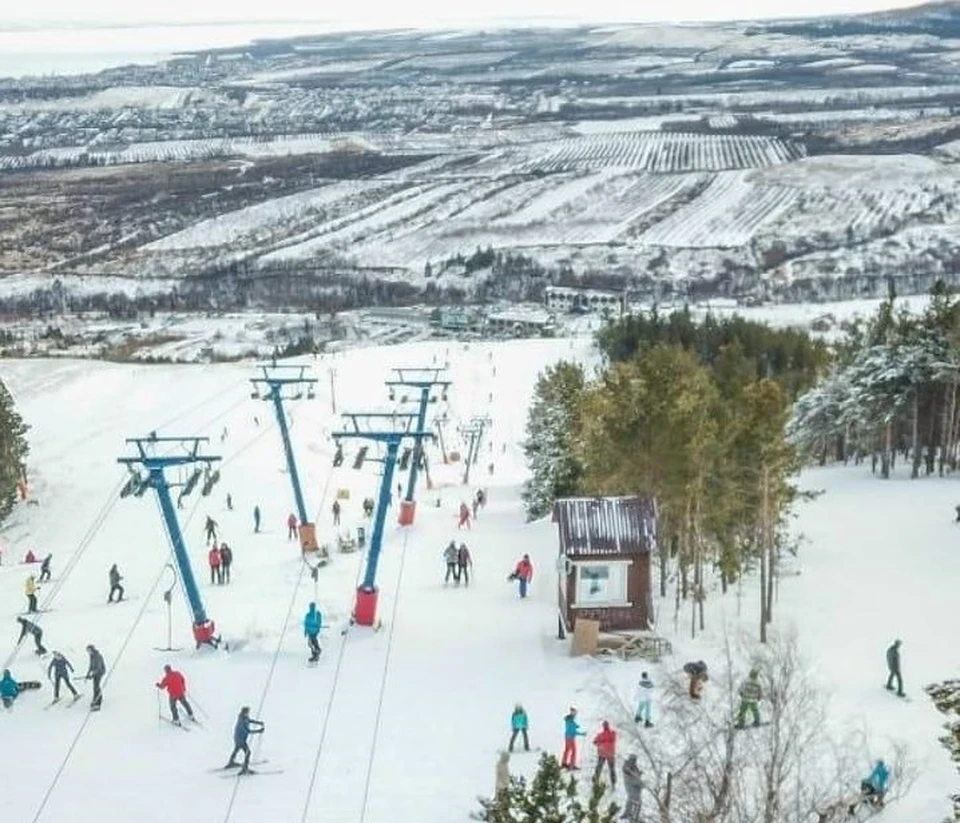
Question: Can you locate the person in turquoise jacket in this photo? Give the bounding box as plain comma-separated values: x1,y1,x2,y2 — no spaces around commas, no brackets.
0,669,19,708
304,602,322,663
561,707,586,769
854,759,890,810
509,704,530,752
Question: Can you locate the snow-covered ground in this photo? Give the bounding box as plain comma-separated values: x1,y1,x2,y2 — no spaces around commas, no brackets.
0,337,957,822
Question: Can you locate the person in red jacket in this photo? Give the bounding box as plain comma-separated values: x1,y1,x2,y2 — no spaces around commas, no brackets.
510,554,533,599
208,544,222,585
592,720,617,788
458,502,471,530
287,513,299,541
155,664,195,725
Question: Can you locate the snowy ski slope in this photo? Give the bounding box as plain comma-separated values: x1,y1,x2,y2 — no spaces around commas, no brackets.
0,338,957,823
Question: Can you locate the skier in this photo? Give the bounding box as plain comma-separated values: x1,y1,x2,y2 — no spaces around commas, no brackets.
457,542,473,587
219,543,233,584
226,493,233,511
16,616,46,655
25,574,38,613
362,498,374,518
472,495,480,520
0,669,19,709
287,513,299,541
561,707,585,770
155,664,195,725
443,541,459,585
304,602,322,663
508,703,530,752
85,644,106,710
38,553,52,583
477,488,486,509
458,501,471,530
332,499,341,526
205,515,218,543
593,720,617,788
683,660,709,699
634,671,654,727
495,750,510,795
736,669,763,728
510,554,533,599
253,505,261,533
208,544,222,585
886,639,904,697
851,759,890,812
622,754,643,820
47,651,78,702
107,563,124,603
225,706,265,774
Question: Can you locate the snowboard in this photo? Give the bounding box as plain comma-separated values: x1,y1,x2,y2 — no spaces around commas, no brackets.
220,768,284,777
208,759,268,773
16,681,41,691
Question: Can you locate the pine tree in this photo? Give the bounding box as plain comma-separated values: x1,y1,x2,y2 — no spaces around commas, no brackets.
0,378,29,522
475,754,618,823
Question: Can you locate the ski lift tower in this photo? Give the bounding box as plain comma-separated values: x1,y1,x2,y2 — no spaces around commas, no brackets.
385,367,451,526
118,433,222,648
459,415,492,486
333,412,434,627
250,363,319,553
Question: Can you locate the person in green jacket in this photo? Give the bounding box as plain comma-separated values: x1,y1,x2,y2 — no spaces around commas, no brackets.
1,669,20,708
509,704,530,752
736,669,763,728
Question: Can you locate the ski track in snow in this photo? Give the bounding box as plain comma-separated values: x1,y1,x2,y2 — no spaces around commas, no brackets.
0,337,957,822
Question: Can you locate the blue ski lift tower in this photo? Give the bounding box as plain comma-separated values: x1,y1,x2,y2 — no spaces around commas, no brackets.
333,411,434,627
118,433,222,648
385,367,450,526
250,363,320,553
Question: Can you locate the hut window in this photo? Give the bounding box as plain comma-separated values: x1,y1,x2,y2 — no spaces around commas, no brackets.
575,562,628,605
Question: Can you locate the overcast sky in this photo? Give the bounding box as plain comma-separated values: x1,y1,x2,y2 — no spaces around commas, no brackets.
0,0,929,28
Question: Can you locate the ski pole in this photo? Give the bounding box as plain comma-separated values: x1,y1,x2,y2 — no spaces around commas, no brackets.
189,693,210,720
156,687,162,730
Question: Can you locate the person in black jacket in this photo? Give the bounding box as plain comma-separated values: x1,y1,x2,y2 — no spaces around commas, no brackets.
85,645,106,710
48,652,78,702
219,544,233,584
108,564,124,603
16,617,46,655
885,639,904,697
226,706,265,773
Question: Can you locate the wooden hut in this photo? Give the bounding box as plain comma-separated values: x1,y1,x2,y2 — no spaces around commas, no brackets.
553,495,657,635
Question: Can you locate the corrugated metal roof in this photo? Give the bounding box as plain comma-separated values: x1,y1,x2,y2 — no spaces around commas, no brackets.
552,496,657,557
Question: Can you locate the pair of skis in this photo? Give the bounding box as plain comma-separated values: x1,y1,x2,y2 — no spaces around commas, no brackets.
210,760,283,777
45,692,84,709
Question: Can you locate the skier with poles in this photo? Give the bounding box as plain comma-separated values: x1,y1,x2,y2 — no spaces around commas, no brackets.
205,515,218,543
225,706,265,774
38,553,52,583
107,563,124,603
155,664,196,725
48,651,79,703
25,574,38,613
16,616,46,655
304,602,322,663
561,707,586,770
508,704,530,753
85,644,106,711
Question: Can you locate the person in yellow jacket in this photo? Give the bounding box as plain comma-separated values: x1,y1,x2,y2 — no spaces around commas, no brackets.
25,575,38,613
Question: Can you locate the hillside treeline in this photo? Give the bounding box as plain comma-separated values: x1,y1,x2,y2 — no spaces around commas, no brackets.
523,308,829,640
0,378,29,524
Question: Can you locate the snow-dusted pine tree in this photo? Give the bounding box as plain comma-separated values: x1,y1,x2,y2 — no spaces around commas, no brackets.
0,378,29,522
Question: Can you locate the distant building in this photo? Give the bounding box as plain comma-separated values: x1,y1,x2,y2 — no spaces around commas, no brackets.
485,307,556,337
432,306,482,333
545,286,625,315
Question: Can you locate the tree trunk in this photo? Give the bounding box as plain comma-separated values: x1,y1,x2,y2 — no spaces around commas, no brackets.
759,469,769,643
881,423,892,479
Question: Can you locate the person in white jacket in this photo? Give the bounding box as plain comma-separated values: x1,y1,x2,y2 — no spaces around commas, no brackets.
635,672,654,728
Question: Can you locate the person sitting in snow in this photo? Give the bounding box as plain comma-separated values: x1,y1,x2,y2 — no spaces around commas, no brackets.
0,669,19,709
736,669,763,728
683,660,708,699
850,759,890,812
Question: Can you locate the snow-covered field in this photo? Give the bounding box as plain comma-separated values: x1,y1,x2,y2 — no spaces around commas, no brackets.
0,337,957,823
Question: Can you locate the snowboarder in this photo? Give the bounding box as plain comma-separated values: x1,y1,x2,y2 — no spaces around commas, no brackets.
886,639,904,697
635,672,654,727
457,543,473,586
85,644,106,710
509,554,533,599
225,706,265,774
458,502,471,530
219,543,233,584
108,564,124,603
683,660,708,699
736,669,763,728
495,750,511,795
332,499,341,526
509,704,530,752
443,541,459,585
304,602,322,663
850,759,890,813
287,513,299,541
593,720,617,788
226,493,233,511
25,574,38,613
156,664,195,725
38,553,52,583
0,669,19,709
208,544,222,585
561,707,586,770
622,754,642,820
205,515,218,543
48,651,78,702
253,505,261,533
16,616,46,655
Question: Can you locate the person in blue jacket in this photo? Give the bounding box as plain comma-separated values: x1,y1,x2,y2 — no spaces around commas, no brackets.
561,707,586,770
852,759,890,811
225,706,264,773
0,669,19,708
304,602,322,663
508,703,530,752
